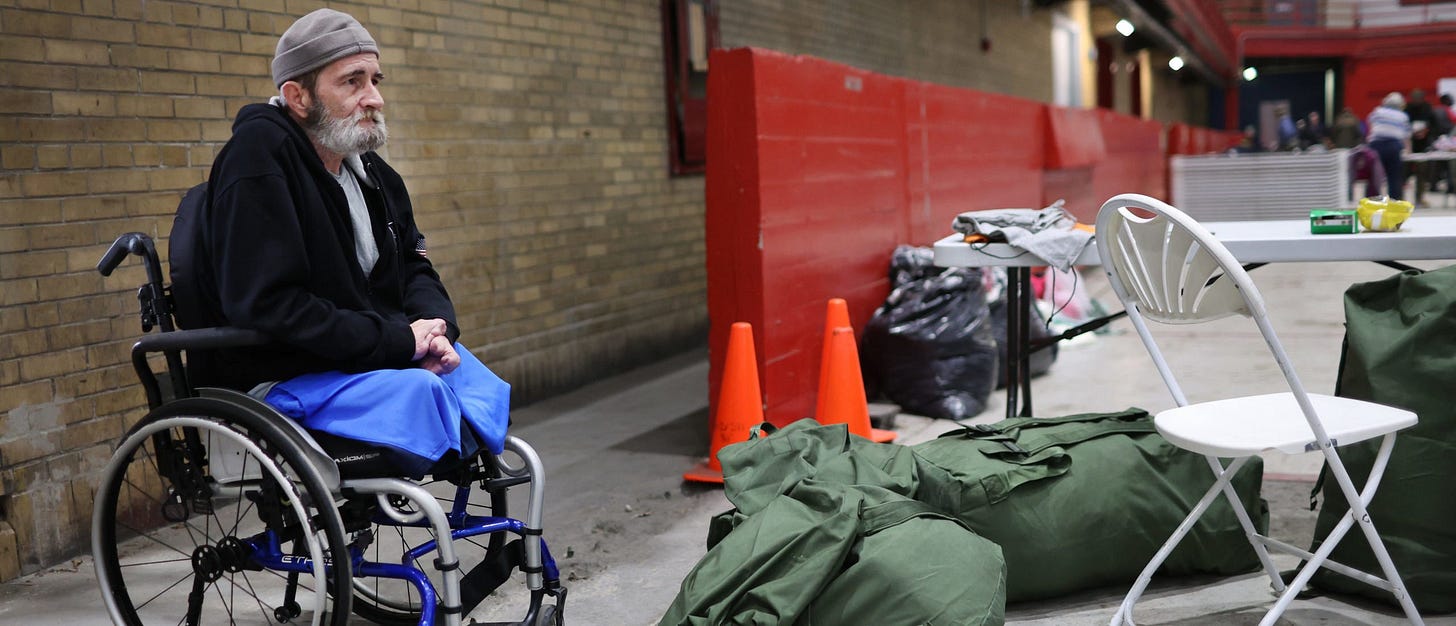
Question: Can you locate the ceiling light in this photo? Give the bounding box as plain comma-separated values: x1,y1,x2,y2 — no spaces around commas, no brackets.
1116,19,1135,36
1168,56,1184,71
1243,66,1258,81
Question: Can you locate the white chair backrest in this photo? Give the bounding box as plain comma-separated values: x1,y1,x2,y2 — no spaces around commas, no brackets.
1096,194,1265,324
1096,194,1314,409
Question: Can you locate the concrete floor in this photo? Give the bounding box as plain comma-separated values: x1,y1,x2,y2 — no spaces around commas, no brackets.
4,210,1454,625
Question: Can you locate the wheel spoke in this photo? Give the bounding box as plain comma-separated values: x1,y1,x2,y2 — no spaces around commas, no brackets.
118,518,199,562
209,576,233,620
117,555,192,568
236,569,276,622
135,571,195,612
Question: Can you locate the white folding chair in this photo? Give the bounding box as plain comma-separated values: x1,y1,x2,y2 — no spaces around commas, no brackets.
1095,193,1423,626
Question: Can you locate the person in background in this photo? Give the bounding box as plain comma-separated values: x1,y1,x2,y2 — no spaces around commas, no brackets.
1233,125,1263,153
1434,94,1454,138
1406,89,1437,153
1329,107,1364,149
1433,94,1455,192
1366,92,1412,201
1275,104,1298,150
1299,111,1327,149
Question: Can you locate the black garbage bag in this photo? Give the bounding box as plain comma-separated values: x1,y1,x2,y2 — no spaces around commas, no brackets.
861,246,998,420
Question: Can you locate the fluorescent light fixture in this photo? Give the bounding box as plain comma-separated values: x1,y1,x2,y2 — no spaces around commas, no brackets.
1168,56,1184,71
1116,19,1135,36
1242,66,1258,81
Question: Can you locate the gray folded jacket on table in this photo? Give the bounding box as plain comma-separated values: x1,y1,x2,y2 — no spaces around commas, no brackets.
951,200,1093,271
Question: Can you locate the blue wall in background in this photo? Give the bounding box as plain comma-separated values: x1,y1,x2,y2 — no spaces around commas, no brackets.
1238,65,1332,130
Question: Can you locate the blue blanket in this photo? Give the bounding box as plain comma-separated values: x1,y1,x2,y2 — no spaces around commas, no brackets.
265,344,510,470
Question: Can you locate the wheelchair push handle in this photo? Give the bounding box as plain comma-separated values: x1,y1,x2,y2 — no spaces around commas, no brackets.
98,232,169,301
99,232,174,334
98,232,157,276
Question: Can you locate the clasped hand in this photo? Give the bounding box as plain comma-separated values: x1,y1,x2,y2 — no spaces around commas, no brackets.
410,318,459,375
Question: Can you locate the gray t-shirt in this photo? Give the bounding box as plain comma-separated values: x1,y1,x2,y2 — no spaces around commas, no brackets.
332,165,379,275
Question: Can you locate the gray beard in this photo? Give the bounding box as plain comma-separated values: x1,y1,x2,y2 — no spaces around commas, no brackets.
305,100,388,156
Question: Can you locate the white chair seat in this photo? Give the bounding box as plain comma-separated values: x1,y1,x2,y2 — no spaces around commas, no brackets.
1156,392,1417,457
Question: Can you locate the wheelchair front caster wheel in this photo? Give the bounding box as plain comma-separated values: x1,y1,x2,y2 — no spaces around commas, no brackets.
275,601,301,622
527,604,559,626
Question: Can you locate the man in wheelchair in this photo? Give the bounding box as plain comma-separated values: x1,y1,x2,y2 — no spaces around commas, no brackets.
92,9,563,626
187,7,508,479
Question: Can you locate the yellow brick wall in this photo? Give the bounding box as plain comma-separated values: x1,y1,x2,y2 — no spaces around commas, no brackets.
0,0,709,580
720,1,1055,102
0,0,1064,579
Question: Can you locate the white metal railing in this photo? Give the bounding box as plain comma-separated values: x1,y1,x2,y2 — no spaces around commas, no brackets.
1170,149,1353,221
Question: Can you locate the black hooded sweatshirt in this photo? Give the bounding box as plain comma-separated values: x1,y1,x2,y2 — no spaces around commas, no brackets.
186,101,458,391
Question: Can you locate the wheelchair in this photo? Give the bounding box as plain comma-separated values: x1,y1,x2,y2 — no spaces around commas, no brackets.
91,232,566,625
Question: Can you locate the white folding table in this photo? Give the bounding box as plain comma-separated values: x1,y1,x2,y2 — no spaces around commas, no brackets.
933,215,1456,418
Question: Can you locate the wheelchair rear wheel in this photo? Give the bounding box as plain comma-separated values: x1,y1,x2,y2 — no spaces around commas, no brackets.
348,452,513,625
92,398,352,626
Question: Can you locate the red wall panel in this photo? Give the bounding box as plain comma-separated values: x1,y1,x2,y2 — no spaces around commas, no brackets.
1040,107,1168,222
1345,55,1456,120
904,83,1048,242
705,47,1225,427
1091,111,1167,219
706,48,1051,425
1043,106,1107,169
705,48,765,427
707,48,912,425
1041,167,1095,221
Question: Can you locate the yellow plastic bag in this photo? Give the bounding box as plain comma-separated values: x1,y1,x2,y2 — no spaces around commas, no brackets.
1357,196,1413,232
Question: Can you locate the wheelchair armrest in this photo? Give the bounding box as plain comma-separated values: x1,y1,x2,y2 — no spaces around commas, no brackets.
133,327,272,355
131,328,271,408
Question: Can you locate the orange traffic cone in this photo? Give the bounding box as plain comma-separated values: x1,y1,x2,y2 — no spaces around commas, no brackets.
818,326,896,442
684,322,765,484
814,298,852,422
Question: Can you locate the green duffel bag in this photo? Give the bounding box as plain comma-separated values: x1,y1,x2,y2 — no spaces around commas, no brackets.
662,420,1005,626
1309,266,1456,613
796,496,1005,626
911,409,1268,602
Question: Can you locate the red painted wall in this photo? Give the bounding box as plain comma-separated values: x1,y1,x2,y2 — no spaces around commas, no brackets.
1040,107,1170,223
1167,123,1242,156
903,83,1048,242
706,47,1219,426
1346,55,1456,118
1236,25,1456,122
1091,110,1168,223
705,48,766,425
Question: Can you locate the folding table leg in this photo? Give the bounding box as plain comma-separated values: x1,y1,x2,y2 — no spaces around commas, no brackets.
1004,266,1021,418
1015,267,1034,417
1004,266,1034,418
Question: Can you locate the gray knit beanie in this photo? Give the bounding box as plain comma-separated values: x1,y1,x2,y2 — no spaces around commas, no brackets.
271,9,378,87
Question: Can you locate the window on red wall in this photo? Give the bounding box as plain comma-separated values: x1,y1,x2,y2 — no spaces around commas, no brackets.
661,0,718,175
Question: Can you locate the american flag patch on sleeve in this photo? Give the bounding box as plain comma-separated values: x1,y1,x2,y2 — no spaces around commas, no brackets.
415,235,428,258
